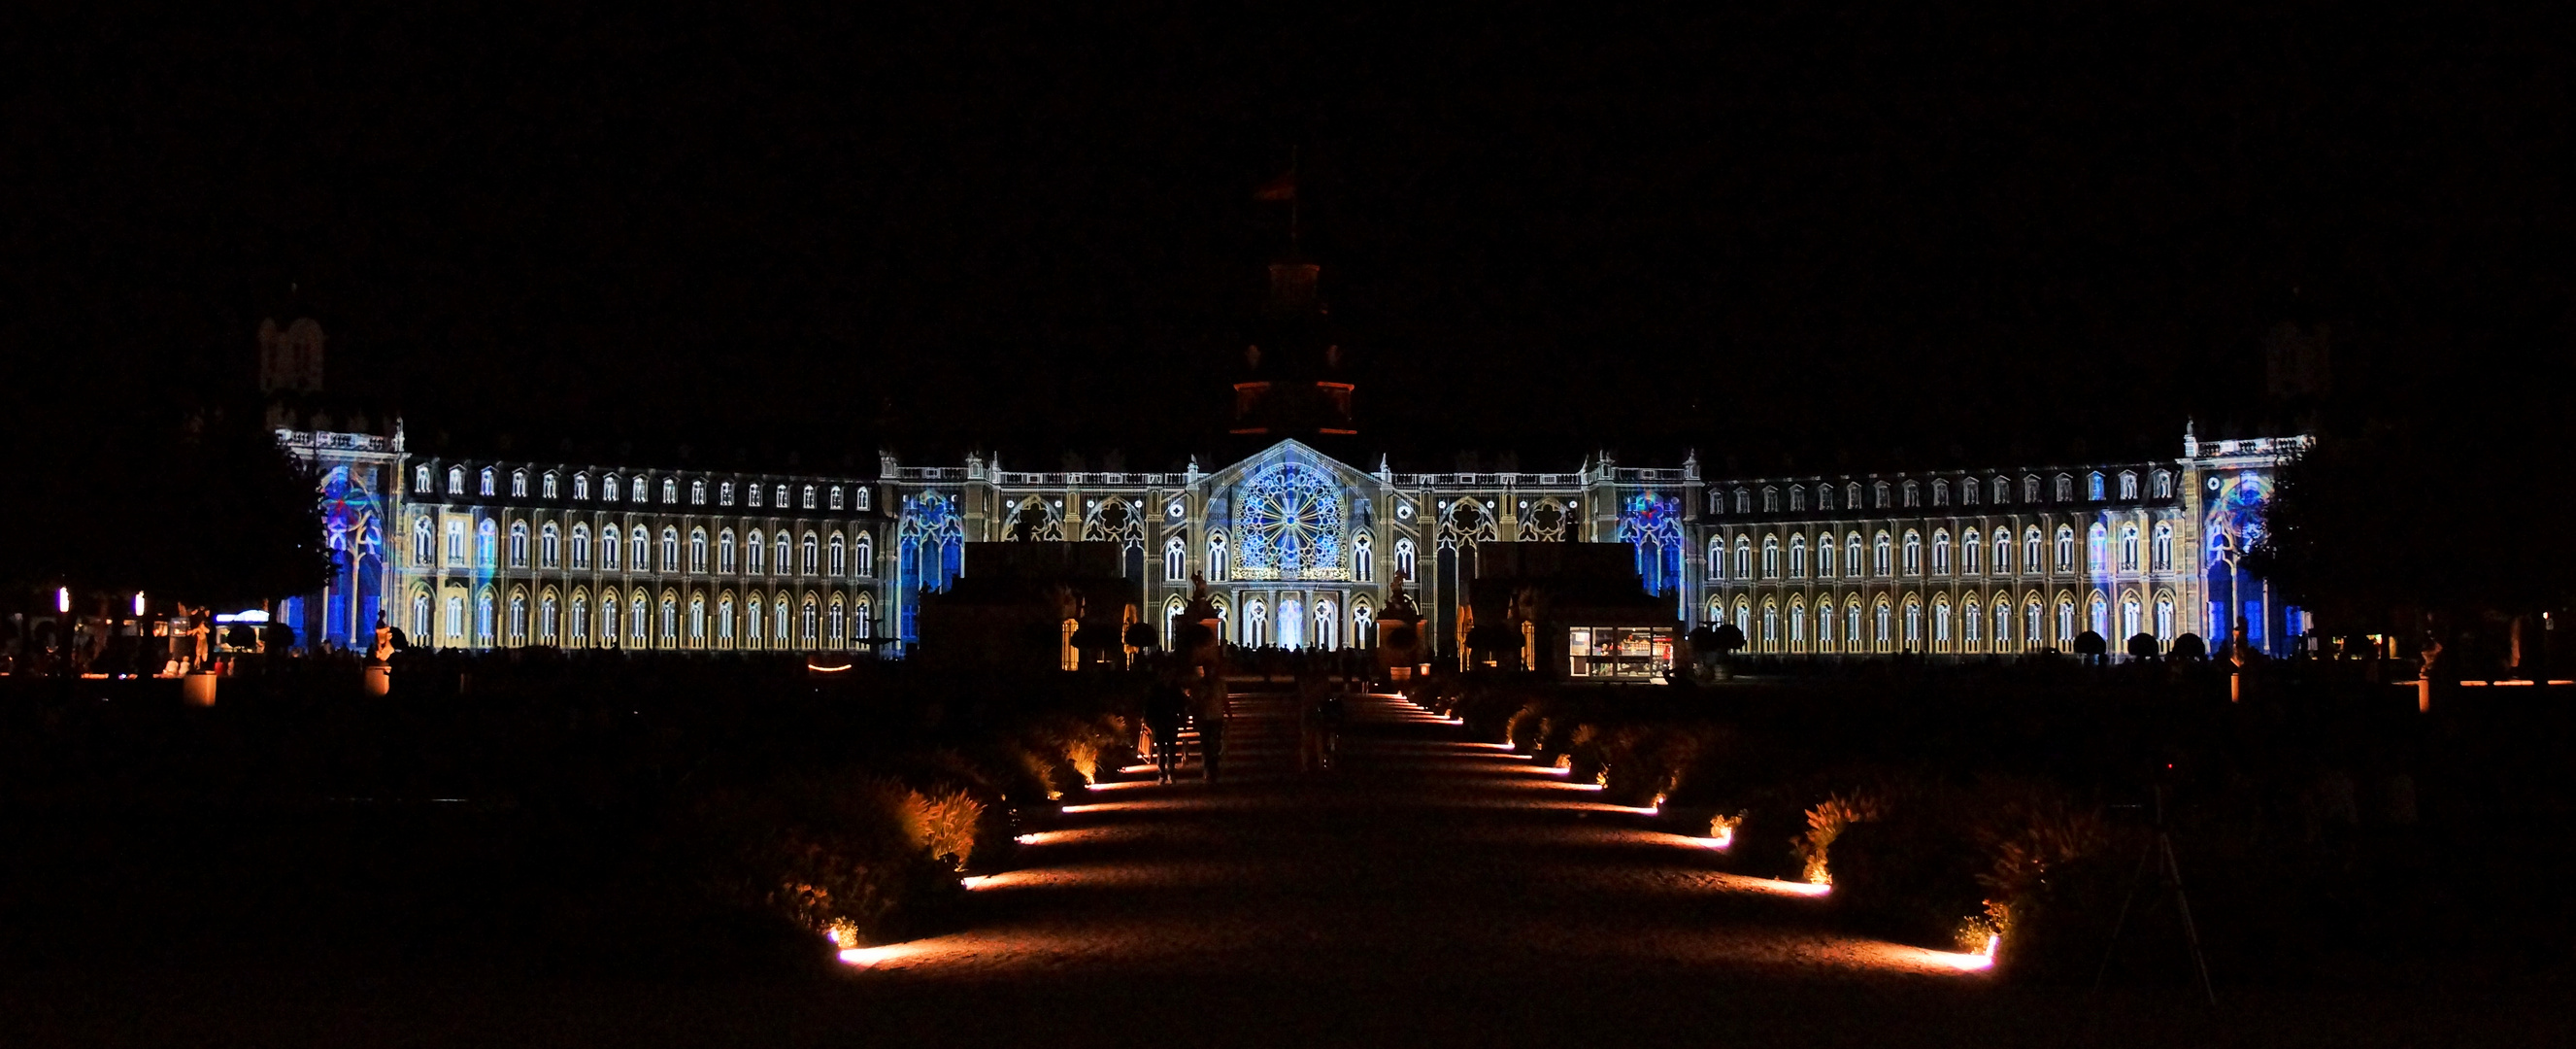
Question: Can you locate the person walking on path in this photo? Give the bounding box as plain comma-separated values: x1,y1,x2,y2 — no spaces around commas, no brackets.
1145,671,1190,784
1297,668,1341,773
1190,672,1228,782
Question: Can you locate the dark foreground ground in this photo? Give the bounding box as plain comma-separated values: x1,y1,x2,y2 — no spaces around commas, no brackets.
7,690,2564,1048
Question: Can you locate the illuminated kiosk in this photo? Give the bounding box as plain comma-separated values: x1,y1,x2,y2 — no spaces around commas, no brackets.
1469,542,1679,681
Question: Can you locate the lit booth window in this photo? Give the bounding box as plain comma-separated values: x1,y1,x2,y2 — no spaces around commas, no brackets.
1566,626,1674,680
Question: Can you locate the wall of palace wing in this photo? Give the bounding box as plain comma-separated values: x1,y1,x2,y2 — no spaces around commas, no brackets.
282,428,2302,660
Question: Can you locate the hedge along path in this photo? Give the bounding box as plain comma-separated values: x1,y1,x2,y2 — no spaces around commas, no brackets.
829,678,2005,1004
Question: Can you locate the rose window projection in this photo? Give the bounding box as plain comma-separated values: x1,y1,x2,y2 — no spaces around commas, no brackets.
1233,460,1346,580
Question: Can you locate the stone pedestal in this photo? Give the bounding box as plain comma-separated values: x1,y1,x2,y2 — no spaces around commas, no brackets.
363,662,392,696
182,672,218,707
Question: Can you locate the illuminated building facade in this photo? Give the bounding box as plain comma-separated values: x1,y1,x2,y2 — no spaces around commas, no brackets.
265,254,2309,660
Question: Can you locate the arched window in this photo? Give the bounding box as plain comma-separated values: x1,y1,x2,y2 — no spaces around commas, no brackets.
827,486,844,511
1902,480,1920,507
1762,487,1779,512
508,521,528,567
2088,472,2105,500
1761,536,1780,578
2054,474,2073,502
800,597,819,645
1734,488,1751,513
661,527,680,572
1246,599,1268,647
855,486,871,511
2026,597,2044,647
1353,532,1373,583
1733,537,1752,579
574,473,590,500
1816,599,1835,650
1707,536,1725,579
1873,532,1892,576
1847,482,1862,509
1846,533,1863,578
772,594,789,648
479,467,495,496
2154,470,2173,498
2055,525,2076,571
1818,484,1836,511
477,519,498,567
1995,598,2013,650
2118,524,2139,571
719,530,737,573
446,520,466,564
748,484,764,508
853,593,875,640
745,592,766,647
719,481,736,506
573,524,593,569
543,472,559,499
2119,471,2138,499
1930,530,1951,575
1963,596,1982,647
1848,601,1864,649
691,528,711,573
1992,477,2010,504
1932,480,1950,506
2156,594,2175,639
508,591,527,645
2089,592,2109,637
855,533,876,577
1961,529,1981,573
1350,600,1372,648
799,533,817,575
826,594,845,646
801,485,817,510
1934,596,1953,650
2152,523,2174,570
1875,598,1893,652
2088,524,2108,571
630,527,650,573
828,533,847,576
539,592,558,643
746,530,765,574
1790,485,1806,511
2057,595,2077,642
1789,534,1808,578
1817,534,1836,577
413,517,434,566
511,469,527,497
691,480,707,504
1394,537,1415,582
540,523,560,568
659,592,678,647
2024,527,2044,574
476,589,496,645
1208,532,1229,582
687,593,707,647
1761,601,1779,649
1874,481,1891,508
416,465,434,492
445,594,464,641
2023,475,2039,503
773,533,790,577
2121,594,2141,640
1901,530,1923,575
718,594,736,647
1962,478,1980,506
1904,597,1923,650
1994,531,2013,575
1734,597,1752,636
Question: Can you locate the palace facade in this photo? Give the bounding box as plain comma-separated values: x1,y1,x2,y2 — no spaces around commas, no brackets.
267,255,2308,666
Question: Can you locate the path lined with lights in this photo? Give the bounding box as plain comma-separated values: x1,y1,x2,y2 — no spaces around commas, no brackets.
844,680,1997,990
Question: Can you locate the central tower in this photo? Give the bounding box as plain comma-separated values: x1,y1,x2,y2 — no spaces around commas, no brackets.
1228,254,1355,440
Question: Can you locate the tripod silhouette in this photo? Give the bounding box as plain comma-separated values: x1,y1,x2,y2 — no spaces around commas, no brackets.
2090,779,2217,1005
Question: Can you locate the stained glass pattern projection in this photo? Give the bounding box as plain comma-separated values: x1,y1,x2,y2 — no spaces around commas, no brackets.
1234,460,1346,580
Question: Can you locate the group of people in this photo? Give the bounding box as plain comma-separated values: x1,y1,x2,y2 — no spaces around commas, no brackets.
1137,661,1351,784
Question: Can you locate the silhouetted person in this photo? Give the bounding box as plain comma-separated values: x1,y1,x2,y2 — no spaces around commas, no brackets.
1145,672,1189,784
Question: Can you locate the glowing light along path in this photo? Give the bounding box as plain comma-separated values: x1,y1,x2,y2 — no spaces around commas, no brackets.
836,685,1991,983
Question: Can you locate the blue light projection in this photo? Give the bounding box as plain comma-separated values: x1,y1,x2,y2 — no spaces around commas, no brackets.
897,492,964,641
1618,492,1683,595
1233,459,1346,580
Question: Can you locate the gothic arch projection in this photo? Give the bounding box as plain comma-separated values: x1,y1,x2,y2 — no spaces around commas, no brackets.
1733,596,1754,637
897,494,964,639
828,533,846,576
2024,593,2043,649
1931,529,1951,575
801,595,820,648
1761,535,1781,580
569,589,590,647
1237,460,1351,581
1279,595,1305,649
1816,533,1836,577
1393,537,1415,582
476,586,497,646
509,521,529,567
745,590,767,648
2152,522,2174,570
772,593,790,649
1874,596,1894,653
1933,595,1953,652
1993,530,2012,575
2121,592,2142,642
1789,596,1808,651
2089,592,2110,638
1165,535,1188,583
1873,532,1892,576
1846,600,1863,652
538,588,560,644
2119,524,2140,571
2057,593,2077,644
1350,598,1374,648
1761,599,1780,652
1846,532,1864,578
1963,594,1982,649
408,585,433,640
508,587,529,646
1522,498,1568,541
1790,534,1809,578
1903,594,1924,651
1901,530,1923,576
746,529,766,574
1245,598,1269,647
2155,591,2176,640
853,592,875,641
1704,594,1724,627
717,592,737,648
1007,497,1064,542
2056,526,2076,571
800,532,819,576
1961,529,1981,573
477,519,498,567
1992,592,2013,649
633,527,652,573
1815,597,1834,651
1438,497,1497,549
1163,596,1188,647
413,516,434,566
630,592,651,648
1353,532,1374,583
1084,498,1144,548
1707,536,1725,579
689,592,708,648
1207,530,1230,582
1618,493,1684,595
854,533,875,577
1733,537,1752,580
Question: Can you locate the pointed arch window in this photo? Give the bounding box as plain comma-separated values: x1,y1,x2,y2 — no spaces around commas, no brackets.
773,533,790,577
511,469,528,497
718,594,736,646
477,519,498,567
413,517,434,566
829,533,847,576
2118,524,2139,571
1353,532,1374,583
1961,529,1981,574
2152,523,2174,570
480,467,496,496
1963,596,1982,647
1816,598,1835,650
1789,534,1808,578
2025,528,2044,574
1817,533,1836,577
775,485,789,508
1995,598,2014,649
719,530,738,573
748,483,763,508
572,524,593,569
1846,533,1863,578
1875,598,1894,652
2088,524,2108,571
691,528,711,573
1934,597,1953,649
855,533,876,577
1905,597,1923,649
797,533,816,576
1761,535,1780,578
508,521,529,567
574,473,591,500
1396,536,1416,582
2156,595,2175,639
2055,526,2076,571
1848,601,1864,649
631,527,651,573
1901,530,1923,575
1733,537,1752,580
800,485,816,509
1930,530,1952,574
2057,596,2077,643
854,593,875,640
1993,531,2012,575
855,487,872,511
1707,536,1725,579
1873,532,1892,576
746,530,765,574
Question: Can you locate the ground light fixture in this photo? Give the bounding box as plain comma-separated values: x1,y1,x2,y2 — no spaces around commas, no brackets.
57,587,71,613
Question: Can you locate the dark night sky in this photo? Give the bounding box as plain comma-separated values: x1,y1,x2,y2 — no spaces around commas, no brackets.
5,2,2568,473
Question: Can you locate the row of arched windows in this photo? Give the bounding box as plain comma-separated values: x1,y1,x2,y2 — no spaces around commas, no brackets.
419,464,875,513
1708,521,2179,582
1711,469,2178,516
410,515,879,577
1162,592,1379,650
1188,531,1406,585
409,583,879,651
1706,587,2182,655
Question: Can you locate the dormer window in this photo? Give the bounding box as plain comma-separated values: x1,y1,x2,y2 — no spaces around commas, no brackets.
448,466,465,494
690,480,706,505
2089,472,2106,500
604,474,620,502
1931,480,1950,506
2153,470,2173,499
775,485,789,507
574,473,590,500
1762,487,1779,513
1874,481,1891,508
2119,470,2138,499
542,471,559,498
802,485,816,509
828,486,845,511
660,478,677,503
1901,481,1920,508
720,481,735,506
749,484,763,508
416,465,433,491
510,469,528,497
1790,485,1806,511
855,487,871,511
480,467,495,496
